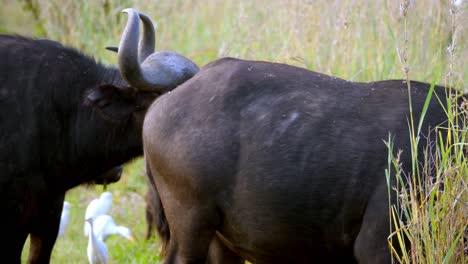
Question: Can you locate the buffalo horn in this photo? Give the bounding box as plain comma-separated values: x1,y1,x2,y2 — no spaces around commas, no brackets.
105,46,118,52
137,12,155,64
117,8,199,92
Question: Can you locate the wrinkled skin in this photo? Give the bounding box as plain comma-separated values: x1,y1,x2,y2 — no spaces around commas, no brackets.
143,58,460,263
0,35,158,264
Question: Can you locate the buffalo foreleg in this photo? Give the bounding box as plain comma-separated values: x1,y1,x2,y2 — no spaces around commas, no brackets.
27,194,64,264
2,222,28,263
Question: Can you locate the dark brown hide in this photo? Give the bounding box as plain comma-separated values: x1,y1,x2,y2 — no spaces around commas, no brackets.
143,58,461,263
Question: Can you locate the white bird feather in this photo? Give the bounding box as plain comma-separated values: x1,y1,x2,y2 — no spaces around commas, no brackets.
93,214,134,241
86,218,108,264
84,192,113,236
57,201,71,238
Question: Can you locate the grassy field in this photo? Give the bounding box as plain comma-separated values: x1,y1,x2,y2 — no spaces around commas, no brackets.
1,0,466,263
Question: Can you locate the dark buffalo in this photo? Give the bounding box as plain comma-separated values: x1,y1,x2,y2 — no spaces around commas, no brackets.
0,8,198,264
143,56,464,263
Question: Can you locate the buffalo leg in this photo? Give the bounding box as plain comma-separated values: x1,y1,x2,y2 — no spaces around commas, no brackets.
207,236,243,264
353,183,392,264
3,226,28,264
27,195,63,264
163,204,218,264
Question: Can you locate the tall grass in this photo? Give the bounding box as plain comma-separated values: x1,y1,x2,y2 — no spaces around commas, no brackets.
0,0,466,263
386,1,467,263
386,91,467,263
3,0,466,83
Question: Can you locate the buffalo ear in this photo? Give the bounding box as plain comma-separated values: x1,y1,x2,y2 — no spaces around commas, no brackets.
85,84,136,121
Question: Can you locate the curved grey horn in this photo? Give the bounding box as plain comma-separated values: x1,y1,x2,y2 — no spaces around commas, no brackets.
138,11,155,64
118,8,150,90
118,8,199,92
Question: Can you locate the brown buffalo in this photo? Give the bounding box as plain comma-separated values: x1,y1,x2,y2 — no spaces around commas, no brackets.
143,56,462,263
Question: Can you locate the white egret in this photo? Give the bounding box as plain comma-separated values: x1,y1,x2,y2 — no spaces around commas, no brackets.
86,218,108,264
84,192,113,236
93,214,135,242
57,201,71,238
454,0,464,7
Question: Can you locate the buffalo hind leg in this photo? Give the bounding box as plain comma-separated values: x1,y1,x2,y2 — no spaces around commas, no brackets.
163,205,218,264
207,236,243,264
354,183,392,264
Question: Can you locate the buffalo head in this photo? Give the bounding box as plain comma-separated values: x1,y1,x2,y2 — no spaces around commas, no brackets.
85,8,199,125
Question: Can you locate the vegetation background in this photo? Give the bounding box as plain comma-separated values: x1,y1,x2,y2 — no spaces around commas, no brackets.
0,0,466,263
